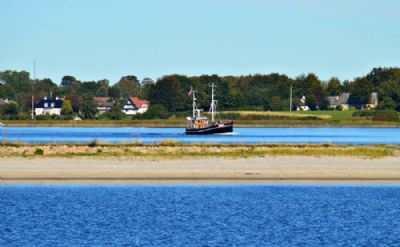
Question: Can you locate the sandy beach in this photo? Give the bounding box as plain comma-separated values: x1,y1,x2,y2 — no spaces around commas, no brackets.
1,156,400,184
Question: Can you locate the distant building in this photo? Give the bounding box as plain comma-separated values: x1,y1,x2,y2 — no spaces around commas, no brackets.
122,97,150,115
94,97,113,115
327,93,350,110
327,92,378,110
35,96,64,116
365,92,379,110
297,96,310,111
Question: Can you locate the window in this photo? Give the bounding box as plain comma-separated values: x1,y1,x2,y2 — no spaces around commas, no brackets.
44,103,48,107
51,103,55,108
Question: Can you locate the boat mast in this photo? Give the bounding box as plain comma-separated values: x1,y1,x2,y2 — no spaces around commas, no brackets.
191,86,196,119
209,83,216,123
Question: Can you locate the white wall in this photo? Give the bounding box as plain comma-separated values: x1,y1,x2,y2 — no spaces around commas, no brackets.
35,108,62,116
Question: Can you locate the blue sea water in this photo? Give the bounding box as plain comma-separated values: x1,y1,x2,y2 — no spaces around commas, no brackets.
1,185,400,246
1,127,400,145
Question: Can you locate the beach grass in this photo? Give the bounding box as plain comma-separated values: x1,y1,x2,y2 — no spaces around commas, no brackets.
0,142,398,159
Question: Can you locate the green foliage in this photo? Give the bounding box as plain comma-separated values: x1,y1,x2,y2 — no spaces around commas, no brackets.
1,66,400,117
326,77,343,96
148,75,190,112
306,94,318,110
115,76,141,98
61,100,73,115
79,95,98,119
102,106,124,120
0,103,18,119
136,104,171,119
353,110,399,122
352,110,376,117
377,97,396,110
373,110,399,122
348,78,375,105
35,114,73,120
266,96,287,111
34,148,44,155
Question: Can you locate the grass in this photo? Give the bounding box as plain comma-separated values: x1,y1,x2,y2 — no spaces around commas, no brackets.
2,110,399,127
0,142,398,159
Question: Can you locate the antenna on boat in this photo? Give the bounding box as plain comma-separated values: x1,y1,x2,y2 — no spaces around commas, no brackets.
190,86,197,119
209,83,217,123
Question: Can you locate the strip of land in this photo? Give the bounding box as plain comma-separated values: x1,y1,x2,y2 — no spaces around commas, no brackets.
1,155,400,184
1,143,399,184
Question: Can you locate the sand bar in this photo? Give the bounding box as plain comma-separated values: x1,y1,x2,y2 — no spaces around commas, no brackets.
1,156,400,184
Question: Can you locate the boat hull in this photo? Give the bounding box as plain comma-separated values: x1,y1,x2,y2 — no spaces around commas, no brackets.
185,122,233,135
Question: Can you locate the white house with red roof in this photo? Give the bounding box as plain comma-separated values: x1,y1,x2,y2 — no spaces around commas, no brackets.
122,97,150,115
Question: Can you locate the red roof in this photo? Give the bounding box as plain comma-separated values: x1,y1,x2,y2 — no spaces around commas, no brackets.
130,97,149,108
94,97,111,103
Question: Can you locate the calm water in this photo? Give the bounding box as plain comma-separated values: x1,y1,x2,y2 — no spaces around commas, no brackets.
1,185,400,246
1,127,400,145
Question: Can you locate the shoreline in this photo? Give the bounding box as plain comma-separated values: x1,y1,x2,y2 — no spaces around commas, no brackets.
2,119,400,128
2,156,400,185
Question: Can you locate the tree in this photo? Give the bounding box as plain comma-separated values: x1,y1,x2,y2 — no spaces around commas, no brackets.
140,77,155,99
61,100,73,115
139,104,171,119
306,94,318,110
0,103,18,118
377,97,396,110
108,84,121,99
0,70,31,112
79,95,98,119
294,73,326,109
348,78,374,105
115,75,141,98
103,105,124,120
326,77,342,96
61,75,77,87
266,96,287,111
95,79,109,97
148,75,190,112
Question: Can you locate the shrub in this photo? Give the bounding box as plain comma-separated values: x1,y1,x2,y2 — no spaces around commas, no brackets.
373,110,399,122
88,140,97,147
34,148,44,155
353,110,376,117
102,106,125,120
135,104,171,119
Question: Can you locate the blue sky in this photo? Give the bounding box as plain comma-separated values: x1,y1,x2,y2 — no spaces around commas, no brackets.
1,0,399,84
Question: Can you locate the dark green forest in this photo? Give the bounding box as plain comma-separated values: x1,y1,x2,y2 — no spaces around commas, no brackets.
1,67,400,119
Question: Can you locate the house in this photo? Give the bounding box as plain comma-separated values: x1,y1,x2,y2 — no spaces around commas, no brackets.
122,97,150,115
365,92,378,110
94,97,113,115
35,96,64,116
327,93,350,110
296,96,310,111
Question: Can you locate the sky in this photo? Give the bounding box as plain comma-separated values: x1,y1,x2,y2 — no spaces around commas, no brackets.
1,0,399,84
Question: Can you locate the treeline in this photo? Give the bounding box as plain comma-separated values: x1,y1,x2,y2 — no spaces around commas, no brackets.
0,67,400,118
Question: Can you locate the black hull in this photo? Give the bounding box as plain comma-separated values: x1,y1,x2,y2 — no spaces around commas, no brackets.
185,123,233,135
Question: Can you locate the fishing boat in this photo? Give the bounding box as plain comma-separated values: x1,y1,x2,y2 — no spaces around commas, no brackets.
185,83,233,135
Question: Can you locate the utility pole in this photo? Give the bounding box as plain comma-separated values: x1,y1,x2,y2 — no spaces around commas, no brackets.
289,84,293,112
31,62,36,120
